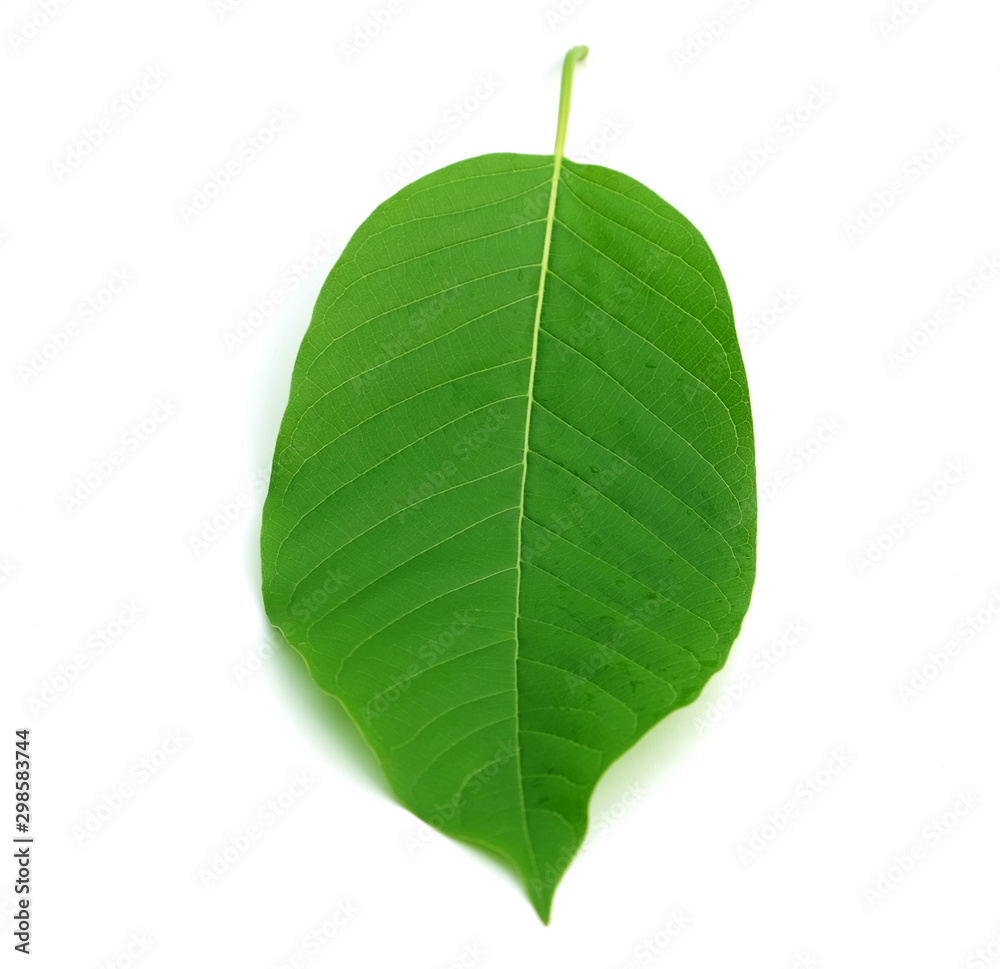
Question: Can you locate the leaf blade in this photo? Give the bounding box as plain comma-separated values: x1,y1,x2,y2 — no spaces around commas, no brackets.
261,142,755,921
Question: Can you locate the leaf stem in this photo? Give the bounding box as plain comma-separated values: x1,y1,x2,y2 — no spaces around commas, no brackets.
554,45,588,160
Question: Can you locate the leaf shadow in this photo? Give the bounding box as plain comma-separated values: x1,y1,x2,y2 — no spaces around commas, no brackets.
239,480,392,801
269,633,394,799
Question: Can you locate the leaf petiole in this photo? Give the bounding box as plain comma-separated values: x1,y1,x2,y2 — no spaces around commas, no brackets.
554,45,589,161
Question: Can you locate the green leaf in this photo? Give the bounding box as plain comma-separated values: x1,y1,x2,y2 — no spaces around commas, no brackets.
261,46,755,922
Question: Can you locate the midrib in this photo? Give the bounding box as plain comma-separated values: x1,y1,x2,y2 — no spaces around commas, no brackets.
509,49,586,903
511,148,565,875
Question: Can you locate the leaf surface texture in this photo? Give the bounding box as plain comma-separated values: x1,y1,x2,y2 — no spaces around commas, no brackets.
261,149,756,921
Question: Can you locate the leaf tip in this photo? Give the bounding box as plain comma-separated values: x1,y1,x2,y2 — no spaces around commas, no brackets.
526,878,556,925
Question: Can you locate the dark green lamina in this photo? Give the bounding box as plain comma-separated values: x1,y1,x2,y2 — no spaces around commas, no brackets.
261,46,756,922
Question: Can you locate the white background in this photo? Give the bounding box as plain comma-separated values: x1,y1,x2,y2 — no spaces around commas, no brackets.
3,0,999,966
